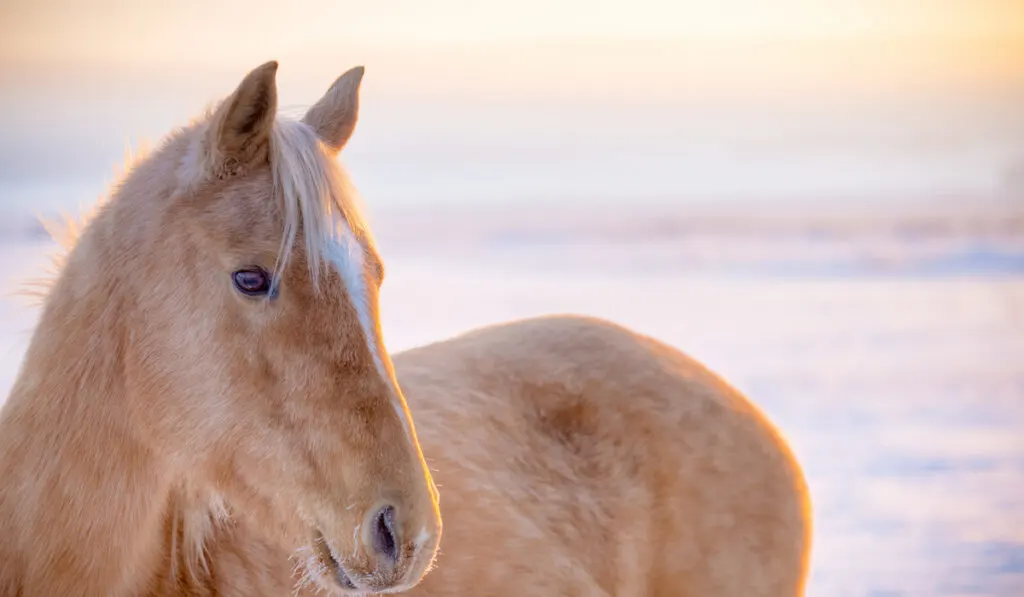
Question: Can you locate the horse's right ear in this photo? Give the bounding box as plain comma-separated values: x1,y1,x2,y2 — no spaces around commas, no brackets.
206,61,279,173
303,66,365,153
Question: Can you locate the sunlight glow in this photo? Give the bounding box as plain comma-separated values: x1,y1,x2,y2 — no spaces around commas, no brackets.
1,0,1021,215
2,0,1021,71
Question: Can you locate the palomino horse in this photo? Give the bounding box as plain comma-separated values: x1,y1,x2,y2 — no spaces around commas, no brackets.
0,62,812,596
0,62,441,596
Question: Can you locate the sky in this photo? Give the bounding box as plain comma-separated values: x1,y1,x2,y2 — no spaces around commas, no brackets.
4,1,1023,58
1,0,1022,216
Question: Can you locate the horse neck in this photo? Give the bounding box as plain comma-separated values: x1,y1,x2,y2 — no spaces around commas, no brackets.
0,231,176,596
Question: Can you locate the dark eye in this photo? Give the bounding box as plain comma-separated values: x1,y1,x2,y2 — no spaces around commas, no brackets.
232,267,272,296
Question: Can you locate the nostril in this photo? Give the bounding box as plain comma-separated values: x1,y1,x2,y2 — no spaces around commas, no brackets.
371,505,399,565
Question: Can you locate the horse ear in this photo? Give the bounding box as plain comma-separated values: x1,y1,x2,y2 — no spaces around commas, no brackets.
303,66,364,152
209,60,279,167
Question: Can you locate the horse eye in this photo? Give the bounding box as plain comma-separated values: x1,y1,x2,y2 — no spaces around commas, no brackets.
232,268,272,296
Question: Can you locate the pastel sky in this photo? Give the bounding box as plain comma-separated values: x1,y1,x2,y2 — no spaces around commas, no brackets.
5,1,1023,54
4,1,1021,83
1,1,1022,214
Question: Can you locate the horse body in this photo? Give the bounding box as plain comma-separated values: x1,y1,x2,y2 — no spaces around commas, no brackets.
395,314,812,596
0,60,811,596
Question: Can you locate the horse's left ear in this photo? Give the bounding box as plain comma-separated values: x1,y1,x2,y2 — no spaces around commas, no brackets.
303,66,365,153
208,60,279,170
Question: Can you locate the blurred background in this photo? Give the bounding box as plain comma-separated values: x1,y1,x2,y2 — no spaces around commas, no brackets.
1,1,1022,594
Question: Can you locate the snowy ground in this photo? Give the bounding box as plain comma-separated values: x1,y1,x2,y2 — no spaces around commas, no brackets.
1,208,1022,596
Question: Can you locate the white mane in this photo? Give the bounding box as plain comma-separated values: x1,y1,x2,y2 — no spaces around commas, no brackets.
21,113,375,302
267,117,375,293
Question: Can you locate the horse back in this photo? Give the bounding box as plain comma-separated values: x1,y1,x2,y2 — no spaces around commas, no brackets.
394,314,812,596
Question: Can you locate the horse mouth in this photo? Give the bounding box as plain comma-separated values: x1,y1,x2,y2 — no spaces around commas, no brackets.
313,530,358,591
